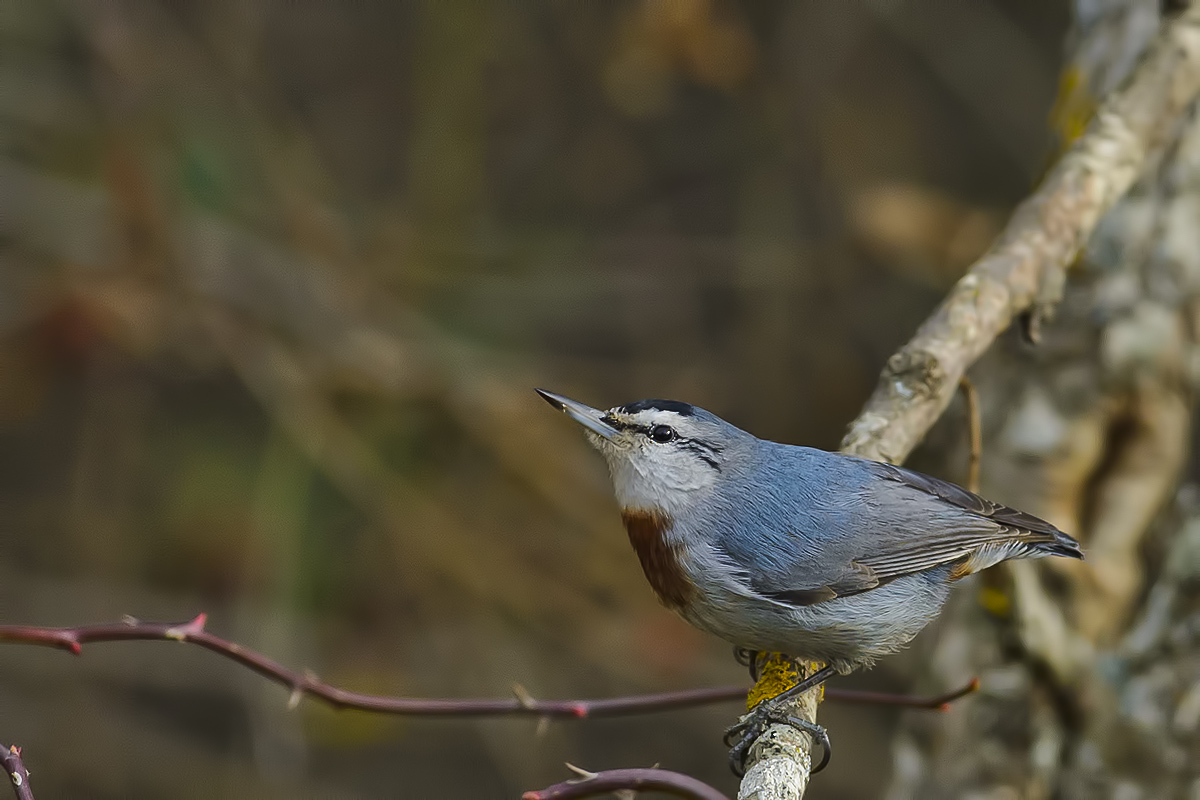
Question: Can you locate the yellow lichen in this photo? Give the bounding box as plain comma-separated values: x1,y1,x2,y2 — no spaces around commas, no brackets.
746,654,825,710
1049,67,1095,151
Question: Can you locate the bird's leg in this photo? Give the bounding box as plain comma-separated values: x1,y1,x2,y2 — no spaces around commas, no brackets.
723,661,838,777
732,646,764,681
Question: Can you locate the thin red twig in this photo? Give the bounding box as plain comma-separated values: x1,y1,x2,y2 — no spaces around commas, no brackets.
0,744,33,800
0,615,978,717
522,767,727,800
827,677,981,712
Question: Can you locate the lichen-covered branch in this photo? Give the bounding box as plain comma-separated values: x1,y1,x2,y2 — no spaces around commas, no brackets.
736,660,824,800
841,3,1200,466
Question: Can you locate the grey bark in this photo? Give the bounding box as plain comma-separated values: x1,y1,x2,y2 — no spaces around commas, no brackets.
742,5,1200,798
883,3,1200,798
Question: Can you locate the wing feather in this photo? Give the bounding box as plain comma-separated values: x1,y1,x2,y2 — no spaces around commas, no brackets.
747,457,1082,608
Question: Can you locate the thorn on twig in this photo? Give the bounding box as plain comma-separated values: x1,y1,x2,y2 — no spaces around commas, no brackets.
288,669,319,710
2,743,32,799
165,614,206,641
512,683,536,709
286,669,318,710
564,762,599,782
121,615,138,627
535,716,551,738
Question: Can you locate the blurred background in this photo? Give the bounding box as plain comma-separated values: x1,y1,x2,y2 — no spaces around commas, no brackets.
0,1,1080,797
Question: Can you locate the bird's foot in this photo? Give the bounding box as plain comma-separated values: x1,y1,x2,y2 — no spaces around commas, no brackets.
732,647,764,681
724,661,838,777
723,703,831,777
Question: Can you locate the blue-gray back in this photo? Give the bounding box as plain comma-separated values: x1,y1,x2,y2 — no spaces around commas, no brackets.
700,441,1079,605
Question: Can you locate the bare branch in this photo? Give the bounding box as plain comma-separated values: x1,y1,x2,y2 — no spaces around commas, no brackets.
522,767,728,800
841,4,1200,466
0,615,976,719
824,677,979,712
0,745,33,800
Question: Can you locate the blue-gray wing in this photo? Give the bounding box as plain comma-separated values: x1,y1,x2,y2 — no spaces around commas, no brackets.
732,455,1082,607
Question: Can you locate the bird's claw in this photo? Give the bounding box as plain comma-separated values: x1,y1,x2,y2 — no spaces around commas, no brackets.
732,647,764,681
724,714,763,776
722,715,753,748
723,704,832,777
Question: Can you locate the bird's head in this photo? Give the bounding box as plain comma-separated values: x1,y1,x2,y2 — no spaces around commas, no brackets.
536,389,750,516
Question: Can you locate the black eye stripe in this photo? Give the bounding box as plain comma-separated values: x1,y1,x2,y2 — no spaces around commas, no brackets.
677,440,721,470
601,414,637,432
685,438,722,453
599,416,722,470
602,416,721,455
603,418,649,436
600,416,664,439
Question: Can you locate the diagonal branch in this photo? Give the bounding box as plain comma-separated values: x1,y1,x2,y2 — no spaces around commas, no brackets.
841,3,1200,467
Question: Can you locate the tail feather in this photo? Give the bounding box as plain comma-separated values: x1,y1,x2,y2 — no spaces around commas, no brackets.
1036,529,1084,560
948,529,1082,580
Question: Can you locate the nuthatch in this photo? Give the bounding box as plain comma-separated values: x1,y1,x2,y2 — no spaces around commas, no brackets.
536,389,1083,774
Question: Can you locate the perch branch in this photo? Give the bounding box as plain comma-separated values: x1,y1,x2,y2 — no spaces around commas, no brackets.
736,658,823,800
840,3,1200,467
0,615,977,718
523,766,728,800
0,745,32,800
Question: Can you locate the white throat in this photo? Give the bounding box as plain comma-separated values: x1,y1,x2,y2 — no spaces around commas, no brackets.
604,450,718,517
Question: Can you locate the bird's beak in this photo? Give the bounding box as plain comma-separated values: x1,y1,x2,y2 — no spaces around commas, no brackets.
535,389,619,441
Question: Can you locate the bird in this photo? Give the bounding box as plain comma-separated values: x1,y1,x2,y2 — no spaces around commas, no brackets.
535,388,1083,775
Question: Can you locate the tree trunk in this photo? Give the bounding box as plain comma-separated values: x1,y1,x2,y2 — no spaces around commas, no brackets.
884,4,1200,797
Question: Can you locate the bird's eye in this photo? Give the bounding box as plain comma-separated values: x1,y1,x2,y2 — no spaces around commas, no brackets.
649,425,676,443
